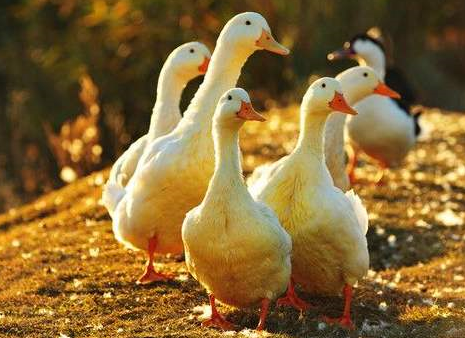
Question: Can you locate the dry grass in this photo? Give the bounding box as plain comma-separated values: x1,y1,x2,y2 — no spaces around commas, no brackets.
0,107,465,338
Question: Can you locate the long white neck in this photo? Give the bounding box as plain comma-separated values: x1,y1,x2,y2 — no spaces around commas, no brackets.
203,122,247,205
179,43,252,130
357,52,386,80
294,106,329,161
147,65,185,142
324,77,363,190
325,113,346,155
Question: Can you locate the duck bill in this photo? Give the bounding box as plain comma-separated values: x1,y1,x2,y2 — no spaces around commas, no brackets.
255,29,290,56
373,82,401,99
329,92,357,115
237,101,266,122
327,47,356,61
198,57,210,74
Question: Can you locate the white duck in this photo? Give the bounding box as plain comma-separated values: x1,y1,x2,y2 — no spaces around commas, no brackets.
182,88,292,331
107,12,289,284
328,33,420,183
103,41,211,211
248,67,400,192
249,78,369,330
325,66,401,191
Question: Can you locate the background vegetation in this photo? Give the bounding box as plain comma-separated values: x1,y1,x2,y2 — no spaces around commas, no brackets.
1,0,465,210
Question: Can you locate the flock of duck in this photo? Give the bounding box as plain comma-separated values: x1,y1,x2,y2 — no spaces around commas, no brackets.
101,12,421,331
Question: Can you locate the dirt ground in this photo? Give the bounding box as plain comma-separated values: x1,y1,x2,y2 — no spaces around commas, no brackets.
0,107,464,338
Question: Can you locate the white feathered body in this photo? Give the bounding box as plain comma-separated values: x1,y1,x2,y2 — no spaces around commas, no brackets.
107,135,148,190
182,102,292,307
348,95,416,167
251,150,369,295
112,125,214,253
183,194,291,307
102,41,211,216
108,12,287,257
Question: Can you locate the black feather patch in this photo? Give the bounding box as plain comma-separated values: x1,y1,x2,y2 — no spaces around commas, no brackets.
413,111,422,137
348,33,386,53
385,67,417,108
349,33,422,138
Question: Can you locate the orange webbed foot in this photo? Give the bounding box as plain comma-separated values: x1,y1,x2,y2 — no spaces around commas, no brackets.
276,293,312,311
201,294,235,331
276,279,312,312
136,267,174,285
322,315,355,330
322,284,355,330
202,313,235,331
136,236,175,284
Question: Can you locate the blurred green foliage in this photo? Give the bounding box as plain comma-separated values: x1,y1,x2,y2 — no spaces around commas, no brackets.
0,0,464,209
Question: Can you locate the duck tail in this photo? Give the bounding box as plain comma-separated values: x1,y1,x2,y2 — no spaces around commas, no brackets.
101,180,126,217
345,190,369,235
413,110,422,137
246,163,269,187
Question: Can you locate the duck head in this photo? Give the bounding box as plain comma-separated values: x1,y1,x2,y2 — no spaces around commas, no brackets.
214,88,265,129
336,66,400,103
167,41,211,80
327,33,386,78
218,12,289,56
302,77,356,116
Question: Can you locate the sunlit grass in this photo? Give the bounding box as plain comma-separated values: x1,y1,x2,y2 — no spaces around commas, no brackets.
0,108,464,337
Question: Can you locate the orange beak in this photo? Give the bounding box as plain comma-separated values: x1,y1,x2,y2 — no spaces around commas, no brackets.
373,82,401,99
328,92,357,115
255,29,290,56
237,101,266,122
198,57,210,74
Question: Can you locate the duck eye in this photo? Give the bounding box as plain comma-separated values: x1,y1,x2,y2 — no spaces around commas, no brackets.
245,20,251,25
322,83,326,88
227,95,232,100
363,72,368,77
189,49,194,53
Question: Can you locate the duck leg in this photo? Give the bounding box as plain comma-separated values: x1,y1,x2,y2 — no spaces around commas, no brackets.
373,162,387,186
346,145,359,185
136,236,174,284
202,294,234,330
323,284,355,330
256,298,270,331
276,278,312,311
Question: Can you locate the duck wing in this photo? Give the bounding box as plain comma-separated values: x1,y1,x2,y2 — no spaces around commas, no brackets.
385,66,417,108
344,190,369,235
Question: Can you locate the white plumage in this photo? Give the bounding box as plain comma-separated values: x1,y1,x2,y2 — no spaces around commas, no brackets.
249,77,369,329
348,95,416,166
182,88,291,330
249,66,389,192
102,42,211,216
108,12,289,283
325,66,399,191
330,36,418,171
